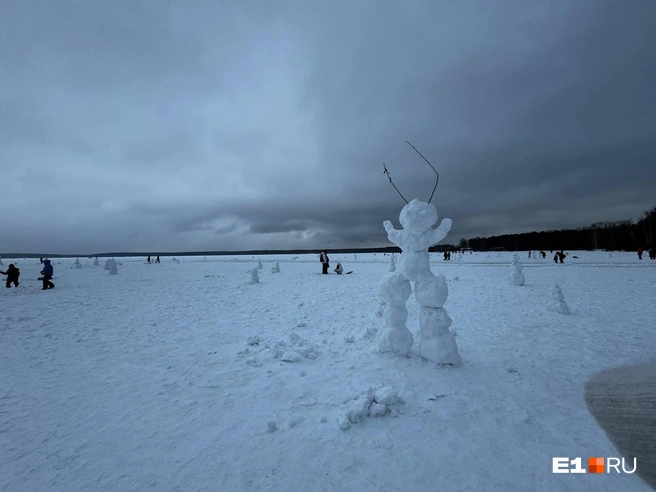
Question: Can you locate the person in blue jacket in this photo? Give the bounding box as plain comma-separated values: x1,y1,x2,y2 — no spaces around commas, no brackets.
40,259,55,290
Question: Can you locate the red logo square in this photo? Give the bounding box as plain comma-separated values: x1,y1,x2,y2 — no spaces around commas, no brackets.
588,457,605,474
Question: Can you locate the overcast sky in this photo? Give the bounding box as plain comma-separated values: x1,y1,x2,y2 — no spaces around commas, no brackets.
2,0,655,254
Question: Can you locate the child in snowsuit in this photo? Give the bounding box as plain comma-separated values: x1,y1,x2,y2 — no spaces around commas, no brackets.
1,264,20,288
320,252,330,274
334,262,343,275
40,259,55,290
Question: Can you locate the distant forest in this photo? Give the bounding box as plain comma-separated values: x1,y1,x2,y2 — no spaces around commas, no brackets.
460,205,655,252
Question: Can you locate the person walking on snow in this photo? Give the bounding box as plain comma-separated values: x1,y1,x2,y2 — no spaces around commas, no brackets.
1,264,20,288
40,259,55,290
638,247,644,260
320,251,330,274
155,255,160,263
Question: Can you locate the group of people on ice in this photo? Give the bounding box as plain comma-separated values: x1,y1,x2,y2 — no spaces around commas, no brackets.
146,255,160,263
319,252,346,274
637,247,656,260
0,257,54,290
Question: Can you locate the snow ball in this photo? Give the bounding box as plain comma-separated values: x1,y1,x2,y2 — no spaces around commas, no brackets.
247,336,263,346
369,403,388,417
344,335,356,343
338,416,351,430
281,351,302,362
267,421,277,433
296,322,307,328
347,395,374,424
374,386,403,406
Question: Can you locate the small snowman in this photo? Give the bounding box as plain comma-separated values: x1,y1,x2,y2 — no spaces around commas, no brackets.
249,268,259,284
509,253,525,286
107,258,118,275
74,258,82,269
257,259,263,270
551,284,569,314
388,254,396,272
93,257,99,267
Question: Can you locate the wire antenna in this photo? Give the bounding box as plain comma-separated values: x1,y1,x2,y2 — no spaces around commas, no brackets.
383,163,409,204
405,141,439,203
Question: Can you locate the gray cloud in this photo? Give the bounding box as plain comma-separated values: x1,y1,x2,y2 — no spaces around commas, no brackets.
2,0,655,253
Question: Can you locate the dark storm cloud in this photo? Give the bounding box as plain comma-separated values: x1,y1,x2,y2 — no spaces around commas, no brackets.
2,0,655,254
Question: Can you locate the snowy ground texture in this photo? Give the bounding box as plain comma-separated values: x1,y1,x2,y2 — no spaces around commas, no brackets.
1,251,655,492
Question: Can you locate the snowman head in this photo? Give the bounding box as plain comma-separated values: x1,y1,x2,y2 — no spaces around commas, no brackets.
399,199,438,233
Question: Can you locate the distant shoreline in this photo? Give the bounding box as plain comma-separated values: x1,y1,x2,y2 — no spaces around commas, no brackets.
0,247,409,258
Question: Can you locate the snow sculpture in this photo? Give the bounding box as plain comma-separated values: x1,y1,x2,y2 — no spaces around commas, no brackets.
104,259,110,270
93,257,99,266
257,259,263,270
249,268,259,284
271,262,280,273
381,199,461,364
509,253,525,286
376,272,414,355
389,254,396,272
74,258,82,269
551,283,569,314
107,258,118,275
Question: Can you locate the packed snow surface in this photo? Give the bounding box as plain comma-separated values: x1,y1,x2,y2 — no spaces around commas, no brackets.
1,251,655,491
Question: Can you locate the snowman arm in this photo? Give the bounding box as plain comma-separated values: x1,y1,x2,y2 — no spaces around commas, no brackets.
383,221,402,246
429,218,452,245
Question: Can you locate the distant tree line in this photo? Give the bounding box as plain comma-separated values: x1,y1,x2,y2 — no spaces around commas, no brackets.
465,205,655,252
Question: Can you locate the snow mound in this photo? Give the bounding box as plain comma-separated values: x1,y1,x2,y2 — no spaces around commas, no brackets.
281,351,302,362
338,385,404,429
247,336,263,346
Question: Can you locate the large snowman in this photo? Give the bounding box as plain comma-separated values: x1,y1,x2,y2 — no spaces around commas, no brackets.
378,198,461,365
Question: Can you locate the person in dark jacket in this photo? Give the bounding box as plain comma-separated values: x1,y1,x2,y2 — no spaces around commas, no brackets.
155,255,160,263
1,264,20,288
40,259,55,290
320,252,330,274
147,256,151,264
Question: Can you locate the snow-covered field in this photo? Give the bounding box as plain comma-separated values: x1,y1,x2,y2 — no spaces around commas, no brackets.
1,252,654,491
